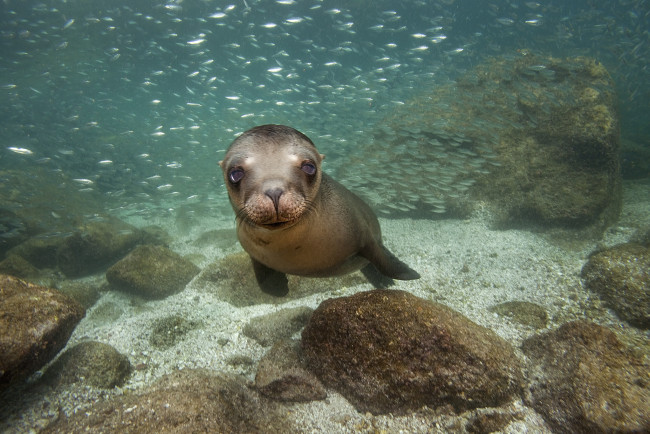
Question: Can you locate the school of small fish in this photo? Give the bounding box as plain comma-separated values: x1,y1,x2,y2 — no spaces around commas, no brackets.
0,0,647,222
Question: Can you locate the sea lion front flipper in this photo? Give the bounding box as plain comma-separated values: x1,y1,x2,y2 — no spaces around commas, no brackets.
361,244,421,281
251,258,289,296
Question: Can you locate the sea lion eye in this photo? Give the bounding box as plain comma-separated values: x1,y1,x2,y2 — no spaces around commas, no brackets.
301,161,316,176
228,167,245,184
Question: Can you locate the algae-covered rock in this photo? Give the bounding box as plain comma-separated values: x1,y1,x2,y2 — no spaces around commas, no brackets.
301,289,523,415
340,54,620,231
0,254,41,280
522,321,650,433
489,301,548,329
56,218,145,277
243,306,313,346
149,314,202,349
42,341,131,388
106,244,200,299
57,278,104,310
0,275,85,390
255,339,326,402
581,243,649,329
43,369,291,433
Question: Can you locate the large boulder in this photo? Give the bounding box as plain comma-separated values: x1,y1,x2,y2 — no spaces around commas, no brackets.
0,275,85,390
43,369,292,433
339,54,620,231
106,244,200,299
581,243,649,329
301,289,523,415
522,321,649,433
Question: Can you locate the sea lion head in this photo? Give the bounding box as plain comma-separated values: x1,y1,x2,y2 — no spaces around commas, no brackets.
219,124,324,230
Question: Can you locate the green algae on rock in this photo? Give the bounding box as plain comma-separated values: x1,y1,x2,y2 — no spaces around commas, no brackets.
339,53,620,232
301,289,523,415
0,275,85,390
489,301,549,329
42,341,131,389
149,314,202,349
581,243,649,329
106,244,199,299
522,321,650,433
42,369,291,433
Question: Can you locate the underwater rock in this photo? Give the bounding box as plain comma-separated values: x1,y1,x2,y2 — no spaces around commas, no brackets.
197,252,366,307
0,275,84,390
581,243,649,329
489,301,548,329
149,314,202,349
255,339,326,402
106,244,199,299
301,289,523,415
43,369,291,433
243,306,314,347
193,228,239,249
522,321,650,433
7,236,63,270
0,168,105,260
42,341,131,389
0,254,41,280
57,277,105,310
56,217,145,278
340,54,620,231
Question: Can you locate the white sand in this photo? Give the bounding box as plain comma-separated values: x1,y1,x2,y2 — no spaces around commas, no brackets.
1,178,648,433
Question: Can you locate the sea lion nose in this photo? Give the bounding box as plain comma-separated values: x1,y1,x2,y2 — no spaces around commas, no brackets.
265,187,283,212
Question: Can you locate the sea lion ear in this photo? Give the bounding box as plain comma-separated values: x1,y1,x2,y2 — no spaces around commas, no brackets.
218,160,224,168
319,153,325,161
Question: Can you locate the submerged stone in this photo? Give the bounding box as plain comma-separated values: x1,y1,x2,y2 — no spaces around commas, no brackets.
301,289,523,415
341,54,620,233
0,275,85,390
43,369,291,433
149,314,202,349
522,321,650,433
106,244,199,299
581,243,649,329
489,301,548,329
42,341,131,389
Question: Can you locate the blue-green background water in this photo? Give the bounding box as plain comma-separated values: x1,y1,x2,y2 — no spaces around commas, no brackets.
1,0,648,220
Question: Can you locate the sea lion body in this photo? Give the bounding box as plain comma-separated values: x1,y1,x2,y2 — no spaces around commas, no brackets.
220,124,419,296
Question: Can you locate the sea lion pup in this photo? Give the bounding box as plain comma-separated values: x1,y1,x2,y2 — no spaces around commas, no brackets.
219,124,420,296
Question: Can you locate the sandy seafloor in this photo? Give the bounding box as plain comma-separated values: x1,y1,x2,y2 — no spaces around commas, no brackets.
1,178,649,433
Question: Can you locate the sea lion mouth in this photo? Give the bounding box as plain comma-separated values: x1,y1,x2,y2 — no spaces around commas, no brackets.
258,219,297,230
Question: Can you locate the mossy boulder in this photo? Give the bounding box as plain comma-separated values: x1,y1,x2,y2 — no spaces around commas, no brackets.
489,301,548,329
522,321,650,433
341,54,620,232
0,275,85,390
149,314,202,349
581,243,649,329
106,245,200,299
43,369,291,433
301,289,523,415
56,218,145,277
42,341,131,389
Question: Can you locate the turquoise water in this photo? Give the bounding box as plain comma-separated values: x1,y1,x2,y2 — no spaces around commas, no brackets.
1,0,647,223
